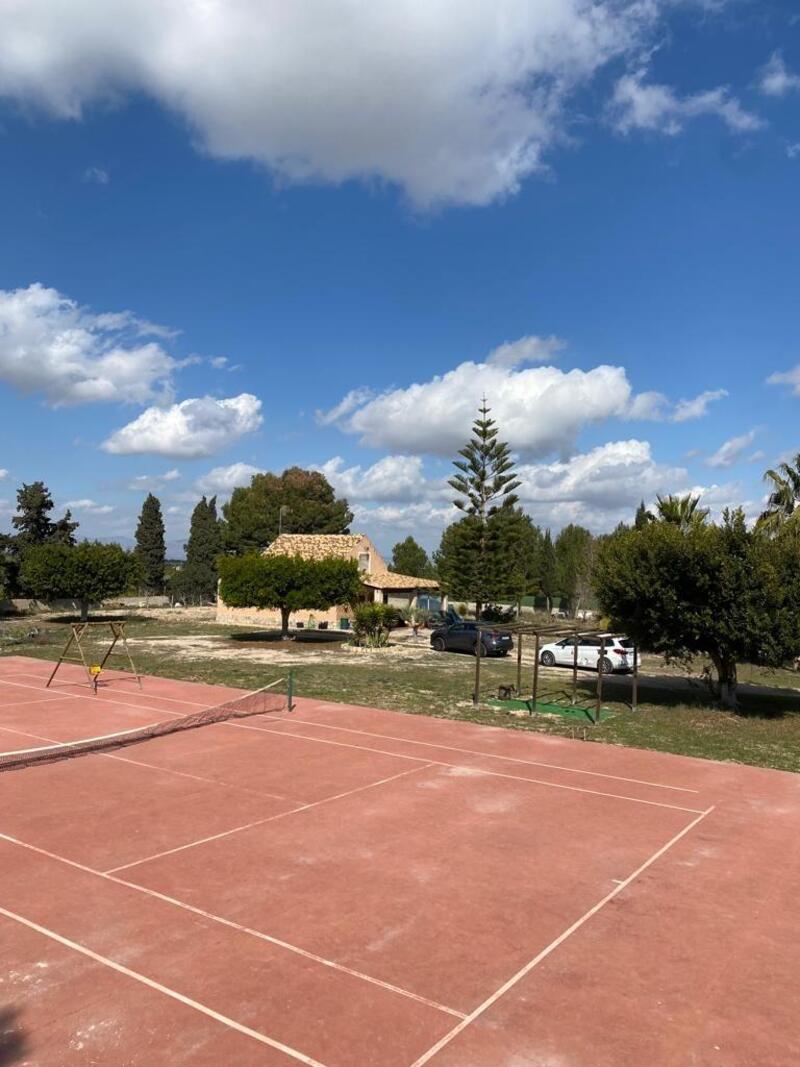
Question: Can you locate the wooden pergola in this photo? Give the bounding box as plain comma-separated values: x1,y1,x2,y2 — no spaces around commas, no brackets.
472,620,639,724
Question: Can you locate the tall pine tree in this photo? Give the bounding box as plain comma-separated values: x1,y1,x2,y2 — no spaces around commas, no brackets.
441,401,521,620
177,496,223,602
134,493,166,593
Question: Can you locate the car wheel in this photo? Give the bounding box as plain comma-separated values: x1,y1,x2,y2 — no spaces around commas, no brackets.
431,637,446,652
599,656,614,674
540,651,556,667
473,641,486,657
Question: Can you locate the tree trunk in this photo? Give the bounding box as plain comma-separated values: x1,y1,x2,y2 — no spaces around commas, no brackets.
710,653,738,710
80,600,89,623
280,606,291,639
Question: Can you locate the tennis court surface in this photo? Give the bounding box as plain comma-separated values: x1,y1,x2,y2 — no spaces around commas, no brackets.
1,654,798,1066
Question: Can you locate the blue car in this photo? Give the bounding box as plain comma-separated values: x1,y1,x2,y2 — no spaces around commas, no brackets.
430,620,513,657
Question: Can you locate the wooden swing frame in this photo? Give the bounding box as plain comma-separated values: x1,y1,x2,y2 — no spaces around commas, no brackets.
46,621,142,695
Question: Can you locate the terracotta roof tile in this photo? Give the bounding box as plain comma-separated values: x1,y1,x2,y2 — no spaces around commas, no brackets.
361,571,440,590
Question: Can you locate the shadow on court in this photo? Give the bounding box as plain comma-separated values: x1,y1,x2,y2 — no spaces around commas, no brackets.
0,1006,28,1066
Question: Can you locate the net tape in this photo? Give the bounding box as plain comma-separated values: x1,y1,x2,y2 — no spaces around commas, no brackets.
0,679,288,773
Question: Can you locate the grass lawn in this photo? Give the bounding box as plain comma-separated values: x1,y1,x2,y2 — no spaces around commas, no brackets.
3,612,800,774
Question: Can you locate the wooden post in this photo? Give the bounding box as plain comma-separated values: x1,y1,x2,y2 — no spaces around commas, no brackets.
516,629,523,695
572,629,579,705
531,633,540,713
632,644,638,712
595,637,605,724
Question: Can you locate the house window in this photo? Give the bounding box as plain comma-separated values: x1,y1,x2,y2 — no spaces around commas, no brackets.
358,552,370,572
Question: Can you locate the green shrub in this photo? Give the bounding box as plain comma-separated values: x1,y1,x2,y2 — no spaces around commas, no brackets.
351,603,395,647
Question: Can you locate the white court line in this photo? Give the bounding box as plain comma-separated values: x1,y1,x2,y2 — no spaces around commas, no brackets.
0,721,298,804
6,668,255,707
0,676,189,720
0,675,700,811
0,830,465,1020
409,805,716,1066
269,716,699,794
105,763,435,873
227,722,705,815
0,694,66,709
0,904,327,1067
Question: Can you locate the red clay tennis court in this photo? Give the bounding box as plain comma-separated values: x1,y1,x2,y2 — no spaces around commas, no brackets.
0,653,798,1066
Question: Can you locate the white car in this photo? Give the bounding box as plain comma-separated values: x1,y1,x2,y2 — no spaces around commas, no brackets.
539,634,635,674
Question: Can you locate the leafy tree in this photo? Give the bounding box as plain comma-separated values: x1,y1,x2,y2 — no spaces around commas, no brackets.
20,541,139,622
540,529,558,613
444,401,521,619
173,496,223,602
218,553,362,636
654,493,709,531
758,453,800,535
134,493,166,593
12,481,78,550
555,524,594,615
593,509,800,708
390,536,432,577
223,467,353,555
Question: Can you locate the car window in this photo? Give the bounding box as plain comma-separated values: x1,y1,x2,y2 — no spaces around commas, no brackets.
449,624,464,632
580,638,601,647
560,637,577,647
618,638,635,648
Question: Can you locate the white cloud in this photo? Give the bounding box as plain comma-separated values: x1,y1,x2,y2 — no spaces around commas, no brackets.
321,360,638,458
0,283,180,406
127,469,181,491
102,394,263,458
671,388,728,422
63,498,114,514
318,455,437,503
767,365,800,396
0,469,8,480
758,52,800,97
348,439,690,543
315,387,375,427
627,387,727,422
787,143,800,160
517,439,684,506
706,429,757,469
195,462,264,495
0,1,716,208
611,71,762,136
486,335,566,368
82,165,109,184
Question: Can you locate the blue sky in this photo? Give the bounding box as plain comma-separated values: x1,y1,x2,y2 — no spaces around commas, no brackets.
0,1,798,556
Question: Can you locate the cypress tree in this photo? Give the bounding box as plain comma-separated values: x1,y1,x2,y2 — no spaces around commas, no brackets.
12,481,78,550
540,529,558,614
179,496,223,602
134,493,166,593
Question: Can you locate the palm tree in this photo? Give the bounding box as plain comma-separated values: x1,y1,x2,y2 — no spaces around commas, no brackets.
758,454,800,535
654,493,709,531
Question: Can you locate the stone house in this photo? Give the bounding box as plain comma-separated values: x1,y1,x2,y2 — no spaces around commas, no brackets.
216,532,443,630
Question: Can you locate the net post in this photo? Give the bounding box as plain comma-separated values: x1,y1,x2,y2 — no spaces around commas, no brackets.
632,644,639,712
473,631,482,706
572,628,578,705
516,629,523,695
531,633,540,713
287,670,295,712
596,637,605,724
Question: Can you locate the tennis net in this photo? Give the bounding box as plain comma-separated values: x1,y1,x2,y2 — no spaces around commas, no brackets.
0,677,292,774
